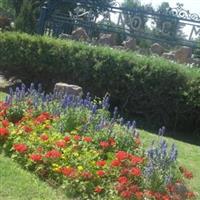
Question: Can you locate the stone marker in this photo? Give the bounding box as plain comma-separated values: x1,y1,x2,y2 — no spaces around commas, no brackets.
98,33,117,46
54,83,83,96
162,52,175,60
122,38,136,51
72,27,89,41
175,46,192,64
150,43,165,56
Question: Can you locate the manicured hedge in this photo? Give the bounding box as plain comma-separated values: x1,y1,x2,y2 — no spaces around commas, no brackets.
0,32,200,134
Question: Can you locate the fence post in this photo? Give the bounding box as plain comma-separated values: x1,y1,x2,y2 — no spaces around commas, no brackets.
36,2,48,35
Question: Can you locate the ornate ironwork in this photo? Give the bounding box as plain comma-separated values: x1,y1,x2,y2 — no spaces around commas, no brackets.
37,0,200,48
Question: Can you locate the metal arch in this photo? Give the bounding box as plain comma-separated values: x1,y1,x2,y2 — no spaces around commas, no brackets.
37,1,200,48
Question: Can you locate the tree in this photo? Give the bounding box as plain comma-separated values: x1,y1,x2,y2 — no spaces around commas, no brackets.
121,0,153,48
153,2,186,46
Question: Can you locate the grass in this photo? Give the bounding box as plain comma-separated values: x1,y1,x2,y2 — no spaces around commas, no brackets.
0,155,68,200
0,91,6,101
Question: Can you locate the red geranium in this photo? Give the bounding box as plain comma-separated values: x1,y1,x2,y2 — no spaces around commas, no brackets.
35,112,51,124
29,154,43,162
100,141,110,148
83,136,92,143
111,159,121,167
60,167,76,177
118,176,128,185
23,126,33,133
64,136,71,143
81,171,93,179
96,170,106,177
13,143,28,153
45,149,61,159
130,155,144,165
94,186,103,193
96,160,106,167
0,127,9,137
120,190,132,199
55,140,66,148
130,167,141,177
116,151,129,161
74,135,81,141
40,134,49,141
108,137,116,146
2,120,9,128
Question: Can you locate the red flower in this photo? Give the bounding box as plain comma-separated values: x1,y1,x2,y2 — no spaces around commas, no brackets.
186,192,196,199
116,151,128,161
45,149,61,159
184,171,193,179
130,185,140,193
96,170,106,177
162,195,171,200
23,126,33,133
130,167,141,177
13,143,28,153
83,136,92,143
74,135,81,141
40,134,49,141
111,159,121,167
100,141,110,148
120,190,132,199
2,120,9,128
108,137,116,146
179,166,193,179
45,124,52,129
60,167,75,177
29,154,42,162
94,186,103,193
0,127,9,137
96,160,106,167
81,171,93,179
37,147,43,153
35,112,51,124
118,176,128,185
120,168,129,176
64,136,71,143
55,140,66,148
130,155,143,165
135,191,143,199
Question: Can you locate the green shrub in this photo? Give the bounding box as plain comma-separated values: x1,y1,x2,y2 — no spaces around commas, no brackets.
0,32,200,134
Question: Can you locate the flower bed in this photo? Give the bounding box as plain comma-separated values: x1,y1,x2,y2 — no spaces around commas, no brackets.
0,84,196,200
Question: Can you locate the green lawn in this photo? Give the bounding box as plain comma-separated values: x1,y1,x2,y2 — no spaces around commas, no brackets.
0,91,6,101
0,155,67,200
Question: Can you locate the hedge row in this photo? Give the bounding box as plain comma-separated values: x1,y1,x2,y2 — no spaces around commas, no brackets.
0,32,200,134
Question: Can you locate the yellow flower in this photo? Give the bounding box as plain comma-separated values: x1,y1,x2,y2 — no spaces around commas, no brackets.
78,166,84,171
74,152,79,157
52,163,59,168
52,167,60,172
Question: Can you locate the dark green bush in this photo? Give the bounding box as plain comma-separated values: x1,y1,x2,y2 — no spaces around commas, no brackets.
0,32,200,134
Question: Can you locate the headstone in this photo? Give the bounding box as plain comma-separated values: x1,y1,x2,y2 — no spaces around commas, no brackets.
72,27,89,41
175,46,192,64
122,38,136,51
54,83,83,96
162,52,175,60
150,43,165,56
98,33,117,46
59,33,73,40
